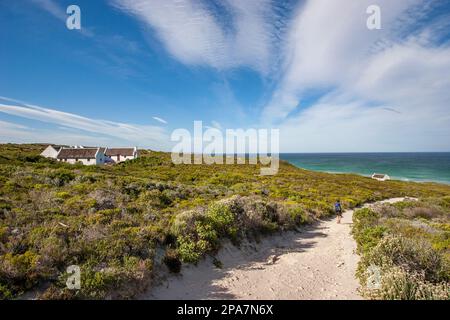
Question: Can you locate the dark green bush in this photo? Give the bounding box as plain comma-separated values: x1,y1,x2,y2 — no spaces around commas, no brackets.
163,250,181,273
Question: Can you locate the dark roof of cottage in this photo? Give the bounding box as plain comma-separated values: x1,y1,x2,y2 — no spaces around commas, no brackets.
105,148,135,156
57,148,98,159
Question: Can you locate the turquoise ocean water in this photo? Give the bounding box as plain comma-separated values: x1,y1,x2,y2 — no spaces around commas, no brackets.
280,153,450,184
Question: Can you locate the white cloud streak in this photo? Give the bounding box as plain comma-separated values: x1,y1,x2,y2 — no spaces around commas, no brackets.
30,0,95,37
30,0,66,22
263,0,450,151
152,116,167,124
263,0,425,121
0,99,170,150
111,0,286,74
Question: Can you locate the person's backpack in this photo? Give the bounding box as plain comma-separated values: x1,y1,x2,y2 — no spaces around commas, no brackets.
334,202,341,211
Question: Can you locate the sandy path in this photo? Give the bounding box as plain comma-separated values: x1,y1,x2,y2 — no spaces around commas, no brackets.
143,197,409,300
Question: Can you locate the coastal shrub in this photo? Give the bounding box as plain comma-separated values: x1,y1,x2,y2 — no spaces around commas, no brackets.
28,233,69,277
359,236,447,283
353,208,379,228
175,220,219,263
48,258,153,299
404,207,444,220
205,203,236,238
359,239,449,300
239,199,279,235
0,200,12,212
55,191,71,200
354,225,387,254
431,228,450,252
79,267,117,299
362,265,450,300
0,282,13,299
0,224,7,239
286,204,311,226
354,198,450,300
0,250,41,293
171,209,203,237
208,173,244,187
352,208,388,253
195,221,219,245
114,256,153,299
374,204,400,218
89,189,117,210
177,235,202,263
163,249,181,273
173,202,238,263
137,189,172,209
392,200,421,211
17,155,42,163
123,182,144,198
49,170,75,186
159,190,174,206
342,197,358,209
2,181,20,194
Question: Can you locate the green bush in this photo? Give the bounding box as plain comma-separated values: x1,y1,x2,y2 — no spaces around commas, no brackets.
177,236,203,263
49,170,75,186
205,203,236,238
163,249,181,273
287,204,311,226
354,198,450,300
56,191,71,200
80,268,117,299
0,282,13,299
354,225,387,254
359,237,449,300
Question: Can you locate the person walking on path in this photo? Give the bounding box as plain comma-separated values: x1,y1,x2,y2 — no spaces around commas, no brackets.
335,200,343,224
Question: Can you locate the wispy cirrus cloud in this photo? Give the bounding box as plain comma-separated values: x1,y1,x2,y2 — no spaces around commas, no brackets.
0,120,33,143
152,116,167,124
260,0,450,151
30,0,95,37
262,0,427,122
28,0,149,79
0,96,170,149
111,0,291,74
30,0,66,22
0,119,117,147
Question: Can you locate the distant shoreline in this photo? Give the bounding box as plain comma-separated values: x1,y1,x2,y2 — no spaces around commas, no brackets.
280,153,450,185
288,165,450,185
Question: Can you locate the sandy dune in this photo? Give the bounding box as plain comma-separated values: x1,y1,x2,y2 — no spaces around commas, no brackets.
143,198,409,300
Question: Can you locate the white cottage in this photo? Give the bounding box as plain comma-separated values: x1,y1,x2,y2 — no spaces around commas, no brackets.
105,147,138,163
40,145,68,159
56,147,106,166
371,173,391,181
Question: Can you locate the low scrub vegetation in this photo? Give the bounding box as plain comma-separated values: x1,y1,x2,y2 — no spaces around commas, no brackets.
1,143,450,299
353,198,450,300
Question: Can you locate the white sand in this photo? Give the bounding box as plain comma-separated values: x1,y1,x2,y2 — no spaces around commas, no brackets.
142,197,411,300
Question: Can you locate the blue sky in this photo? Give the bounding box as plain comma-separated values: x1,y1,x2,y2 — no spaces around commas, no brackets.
1,0,450,152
